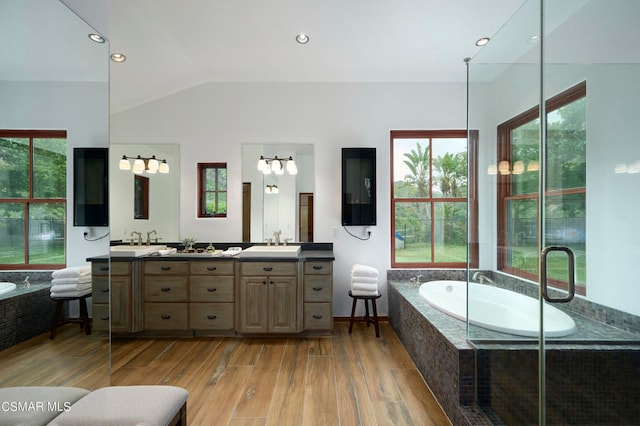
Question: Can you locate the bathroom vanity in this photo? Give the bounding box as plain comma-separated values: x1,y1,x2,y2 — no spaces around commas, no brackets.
90,244,334,337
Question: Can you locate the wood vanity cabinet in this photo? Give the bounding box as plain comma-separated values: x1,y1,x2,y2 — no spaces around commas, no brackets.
143,261,189,330
238,261,301,334
302,261,333,331
91,260,142,333
189,260,235,331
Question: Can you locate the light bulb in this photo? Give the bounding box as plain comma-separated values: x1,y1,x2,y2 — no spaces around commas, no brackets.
119,156,131,170
257,156,266,171
132,156,145,173
147,156,159,172
159,161,170,174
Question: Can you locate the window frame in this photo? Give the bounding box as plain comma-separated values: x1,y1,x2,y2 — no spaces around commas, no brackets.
0,129,67,270
197,162,227,218
390,129,478,269
497,81,586,294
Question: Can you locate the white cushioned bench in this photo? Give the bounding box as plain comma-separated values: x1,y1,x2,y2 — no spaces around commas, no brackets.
0,385,187,426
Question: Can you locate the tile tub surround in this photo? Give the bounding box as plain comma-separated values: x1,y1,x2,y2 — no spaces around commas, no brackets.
388,270,640,425
388,281,493,426
0,271,56,351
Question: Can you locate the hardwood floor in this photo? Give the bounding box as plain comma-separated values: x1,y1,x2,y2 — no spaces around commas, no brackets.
0,321,450,425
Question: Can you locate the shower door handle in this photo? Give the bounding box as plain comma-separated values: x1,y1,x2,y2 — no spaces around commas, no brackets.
540,246,575,303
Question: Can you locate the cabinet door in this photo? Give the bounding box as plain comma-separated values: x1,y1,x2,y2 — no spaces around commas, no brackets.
110,276,132,333
239,277,269,333
269,276,297,333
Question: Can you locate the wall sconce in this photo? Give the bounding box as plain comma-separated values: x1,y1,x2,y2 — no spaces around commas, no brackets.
265,184,279,194
257,155,297,175
119,155,169,174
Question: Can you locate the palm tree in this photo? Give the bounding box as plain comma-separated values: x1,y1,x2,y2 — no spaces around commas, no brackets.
402,142,430,197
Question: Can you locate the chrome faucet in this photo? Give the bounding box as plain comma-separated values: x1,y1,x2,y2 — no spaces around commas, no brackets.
409,275,423,286
472,272,495,284
130,231,142,246
146,230,157,245
23,276,30,288
273,230,282,246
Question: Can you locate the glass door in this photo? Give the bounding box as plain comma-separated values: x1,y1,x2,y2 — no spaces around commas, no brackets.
468,0,640,424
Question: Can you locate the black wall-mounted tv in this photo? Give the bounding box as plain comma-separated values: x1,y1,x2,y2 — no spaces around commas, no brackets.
341,147,376,226
73,147,109,227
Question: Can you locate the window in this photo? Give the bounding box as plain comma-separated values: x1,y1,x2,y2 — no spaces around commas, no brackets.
0,130,67,269
391,130,478,268
497,81,586,293
197,163,227,217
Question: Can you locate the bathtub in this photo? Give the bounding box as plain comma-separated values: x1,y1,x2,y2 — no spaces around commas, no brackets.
419,280,577,337
0,282,17,296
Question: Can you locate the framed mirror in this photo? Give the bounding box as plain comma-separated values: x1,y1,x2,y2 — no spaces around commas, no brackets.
242,144,314,243
134,175,149,220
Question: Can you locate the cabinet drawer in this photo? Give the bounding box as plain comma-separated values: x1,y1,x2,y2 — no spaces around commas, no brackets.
304,261,332,275
189,260,234,275
144,303,188,330
304,276,332,302
189,303,234,330
189,276,234,302
144,261,189,275
92,276,110,304
92,303,110,332
303,303,332,330
241,262,297,276
144,276,188,302
92,261,131,276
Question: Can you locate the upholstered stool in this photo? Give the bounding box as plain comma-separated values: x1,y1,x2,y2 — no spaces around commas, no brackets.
0,386,89,425
348,290,382,337
50,293,92,339
49,385,188,426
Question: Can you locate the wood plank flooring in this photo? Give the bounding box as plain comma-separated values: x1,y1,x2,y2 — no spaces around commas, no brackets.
0,321,451,426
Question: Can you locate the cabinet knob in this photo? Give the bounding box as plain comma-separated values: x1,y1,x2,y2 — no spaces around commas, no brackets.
207,287,217,292
207,266,217,271
161,314,171,320
100,288,109,293
99,266,109,272
263,267,273,272
262,280,267,285
312,287,323,291
206,315,217,320
161,287,171,292
313,265,323,270
312,314,323,320
161,266,171,271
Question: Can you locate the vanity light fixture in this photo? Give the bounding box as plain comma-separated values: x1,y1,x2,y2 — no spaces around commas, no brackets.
257,155,298,175
475,37,491,47
119,155,169,174
295,33,310,44
265,184,279,194
110,53,126,63
88,33,105,43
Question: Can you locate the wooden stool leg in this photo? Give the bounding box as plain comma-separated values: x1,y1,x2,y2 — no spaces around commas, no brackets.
348,296,358,334
364,299,371,327
80,298,91,335
371,298,380,337
50,300,64,339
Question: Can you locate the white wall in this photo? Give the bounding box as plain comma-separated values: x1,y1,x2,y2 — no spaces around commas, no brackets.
110,81,468,316
0,80,110,267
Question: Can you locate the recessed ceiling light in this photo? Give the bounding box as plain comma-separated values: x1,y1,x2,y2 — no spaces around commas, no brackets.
295,33,310,44
475,37,490,47
110,53,126,63
88,33,105,44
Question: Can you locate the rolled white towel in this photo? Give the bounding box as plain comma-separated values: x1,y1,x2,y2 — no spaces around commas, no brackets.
351,264,379,278
50,288,92,298
351,282,378,292
52,266,91,279
350,274,378,285
51,282,92,293
350,289,379,296
51,276,92,285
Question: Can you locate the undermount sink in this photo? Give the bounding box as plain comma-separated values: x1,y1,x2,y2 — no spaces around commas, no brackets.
110,245,171,257
240,245,301,258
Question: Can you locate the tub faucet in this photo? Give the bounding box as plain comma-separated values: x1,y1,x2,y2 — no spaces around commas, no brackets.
409,274,423,286
23,276,30,288
472,272,495,284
